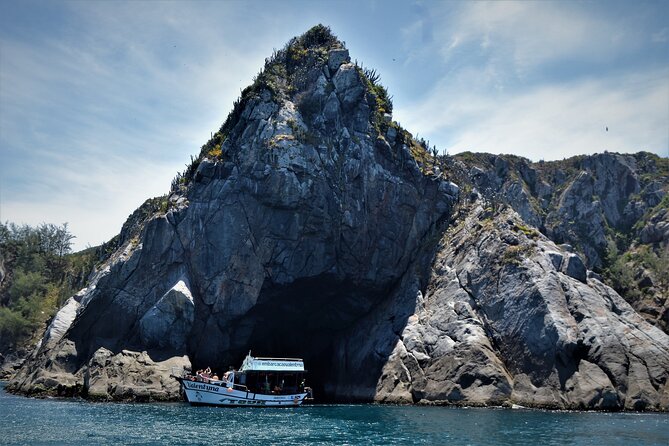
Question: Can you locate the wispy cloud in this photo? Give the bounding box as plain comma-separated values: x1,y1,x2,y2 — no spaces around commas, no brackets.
394,1,669,160
395,66,669,159
400,69,668,159
0,1,272,249
1,0,667,250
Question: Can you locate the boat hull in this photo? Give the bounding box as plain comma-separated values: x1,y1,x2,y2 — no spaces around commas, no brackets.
176,378,308,407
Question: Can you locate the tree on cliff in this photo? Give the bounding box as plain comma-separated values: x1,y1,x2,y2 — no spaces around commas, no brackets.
0,222,93,354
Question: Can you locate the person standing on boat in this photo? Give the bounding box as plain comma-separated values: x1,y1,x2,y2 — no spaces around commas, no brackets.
224,366,235,388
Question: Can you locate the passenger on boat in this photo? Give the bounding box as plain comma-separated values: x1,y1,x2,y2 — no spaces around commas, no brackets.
196,367,213,383
224,368,236,388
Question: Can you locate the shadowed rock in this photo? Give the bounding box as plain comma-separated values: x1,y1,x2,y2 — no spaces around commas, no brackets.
8,26,669,410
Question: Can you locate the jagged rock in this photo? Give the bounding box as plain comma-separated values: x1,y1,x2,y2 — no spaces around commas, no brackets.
546,251,564,270
8,26,669,411
564,360,619,409
0,353,25,380
562,253,587,283
10,27,457,404
139,278,194,351
327,48,349,72
374,206,669,410
640,209,669,244
10,342,189,400
587,270,603,282
83,348,189,401
453,151,668,334
333,63,365,109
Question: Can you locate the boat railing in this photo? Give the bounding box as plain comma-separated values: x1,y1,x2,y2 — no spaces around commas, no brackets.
230,383,249,392
180,375,250,392
207,380,250,392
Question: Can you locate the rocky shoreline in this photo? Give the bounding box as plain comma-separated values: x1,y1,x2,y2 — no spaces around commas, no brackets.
6,26,668,411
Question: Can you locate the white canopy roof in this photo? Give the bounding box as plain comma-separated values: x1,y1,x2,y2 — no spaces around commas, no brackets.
239,352,305,372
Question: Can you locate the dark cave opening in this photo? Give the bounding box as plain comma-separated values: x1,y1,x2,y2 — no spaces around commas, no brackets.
225,275,391,403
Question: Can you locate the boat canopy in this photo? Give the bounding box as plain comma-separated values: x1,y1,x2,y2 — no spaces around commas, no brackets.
239,352,305,372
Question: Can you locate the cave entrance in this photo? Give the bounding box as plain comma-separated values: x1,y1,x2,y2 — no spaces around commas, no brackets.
229,275,388,402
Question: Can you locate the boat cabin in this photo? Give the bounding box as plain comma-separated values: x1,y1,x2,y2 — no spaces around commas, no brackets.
235,353,307,395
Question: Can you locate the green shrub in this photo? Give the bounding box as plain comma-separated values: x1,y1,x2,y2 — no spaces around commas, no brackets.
503,244,533,265
0,307,34,351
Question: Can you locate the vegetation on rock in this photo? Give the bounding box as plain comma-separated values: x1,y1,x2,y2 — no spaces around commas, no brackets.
449,151,668,332
169,24,437,194
0,223,94,354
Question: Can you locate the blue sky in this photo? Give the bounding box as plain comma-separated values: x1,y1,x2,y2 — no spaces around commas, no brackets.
1,0,668,251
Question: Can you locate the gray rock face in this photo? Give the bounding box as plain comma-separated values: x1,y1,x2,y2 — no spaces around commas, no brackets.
139,278,194,351
456,152,664,271
452,151,668,335
332,63,365,110
562,253,587,283
327,48,349,72
640,209,669,244
8,28,669,410
0,352,24,380
374,206,669,410
83,349,189,401
9,31,457,401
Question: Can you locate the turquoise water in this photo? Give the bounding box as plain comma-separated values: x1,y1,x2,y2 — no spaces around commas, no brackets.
1,383,668,445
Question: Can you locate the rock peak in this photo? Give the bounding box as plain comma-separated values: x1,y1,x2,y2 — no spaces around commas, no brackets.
172,25,436,196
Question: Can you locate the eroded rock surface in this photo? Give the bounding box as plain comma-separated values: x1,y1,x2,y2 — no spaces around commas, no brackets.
451,152,668,333
8,26,669,409
9,26,457,402
375,205,669,410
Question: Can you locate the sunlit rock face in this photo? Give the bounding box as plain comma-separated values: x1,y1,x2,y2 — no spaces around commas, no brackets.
9,26,669,410
9,26,457,401
374,206,669,410
449,151,668,333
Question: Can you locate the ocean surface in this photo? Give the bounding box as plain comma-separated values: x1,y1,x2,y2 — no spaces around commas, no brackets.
1,383,668,445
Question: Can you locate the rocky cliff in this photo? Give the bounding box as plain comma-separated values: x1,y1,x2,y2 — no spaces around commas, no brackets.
448,152,668,332
375,203,668,410
8,26,669,410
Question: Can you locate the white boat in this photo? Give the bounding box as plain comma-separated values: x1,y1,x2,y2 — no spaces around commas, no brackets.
173,352,313,407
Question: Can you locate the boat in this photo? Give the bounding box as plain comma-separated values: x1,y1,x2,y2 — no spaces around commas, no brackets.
172,351,313,407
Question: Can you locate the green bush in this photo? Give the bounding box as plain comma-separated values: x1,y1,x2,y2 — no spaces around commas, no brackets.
9,269,47,303
1,221,89,354
0,307,35,351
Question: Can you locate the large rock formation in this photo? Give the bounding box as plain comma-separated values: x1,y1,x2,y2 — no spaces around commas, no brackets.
8,26,669,409
375,204,669,410
450,152,669,332
9,26,457,401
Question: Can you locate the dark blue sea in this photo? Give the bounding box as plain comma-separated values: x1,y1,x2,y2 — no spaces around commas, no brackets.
1,383,667,445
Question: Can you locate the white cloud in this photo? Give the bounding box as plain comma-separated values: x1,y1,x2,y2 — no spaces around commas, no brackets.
1,159,179,250
392,1,669,160
395,69,669,160
425,1,649,84
0,2,272,251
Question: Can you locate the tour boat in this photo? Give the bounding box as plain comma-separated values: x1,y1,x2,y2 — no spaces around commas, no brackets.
172,352,313,407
